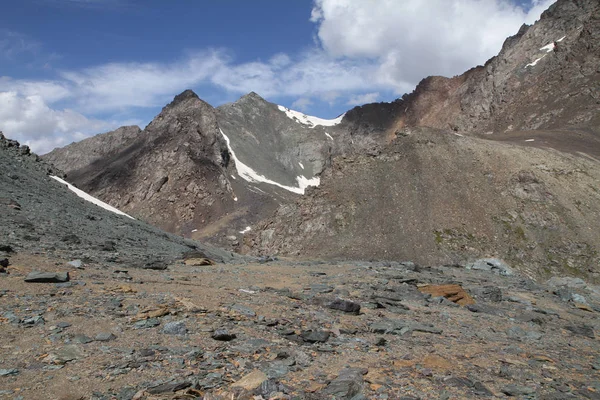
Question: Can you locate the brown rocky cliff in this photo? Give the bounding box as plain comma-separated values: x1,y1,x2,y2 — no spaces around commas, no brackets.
373,0,600,137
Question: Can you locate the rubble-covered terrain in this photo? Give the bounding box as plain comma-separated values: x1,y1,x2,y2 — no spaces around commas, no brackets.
1,254,599,399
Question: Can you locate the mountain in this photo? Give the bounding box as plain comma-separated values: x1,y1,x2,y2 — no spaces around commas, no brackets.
43,90,346,250
0,131,238,267
243,0,600,280
43,0,600,280
390,0,600,139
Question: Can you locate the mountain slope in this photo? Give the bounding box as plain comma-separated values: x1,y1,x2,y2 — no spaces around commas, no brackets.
0,132,238,266
245,127,600,281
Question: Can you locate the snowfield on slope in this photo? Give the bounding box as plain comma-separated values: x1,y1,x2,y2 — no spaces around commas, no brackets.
50,176,134,219
219,129,319,195
278,105,344,128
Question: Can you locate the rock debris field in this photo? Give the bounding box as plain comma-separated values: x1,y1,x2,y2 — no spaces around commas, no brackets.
1,253,599,399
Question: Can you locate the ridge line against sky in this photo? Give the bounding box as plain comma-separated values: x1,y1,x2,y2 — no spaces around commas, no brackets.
0,0,555,154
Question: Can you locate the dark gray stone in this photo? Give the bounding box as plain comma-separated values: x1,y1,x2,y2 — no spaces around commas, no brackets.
301,330,330,343
323,368,366,399
134,318,160,329
566,324,595,338
73,335,94,344
502,384,536,396
95,332,117,342
329,298,361,314
147,381,191,394
212,329,236,341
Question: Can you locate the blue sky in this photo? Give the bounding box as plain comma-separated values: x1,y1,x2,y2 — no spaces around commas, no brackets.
0,0,555,153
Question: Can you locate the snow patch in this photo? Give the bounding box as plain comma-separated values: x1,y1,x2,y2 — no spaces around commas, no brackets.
299,162,304,169
220,128,320,195
277,105,344,128
234,196,238,201
191,229,198,233
540,42,555,53
557,35,566,42
526,55,546,67
525,139,535,142
325,132,334,141
239,226,251,234
231,175,236,180
453,132,464,137
50,176,134,219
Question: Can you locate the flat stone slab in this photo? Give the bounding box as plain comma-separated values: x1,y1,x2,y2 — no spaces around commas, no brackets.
24,271,69,283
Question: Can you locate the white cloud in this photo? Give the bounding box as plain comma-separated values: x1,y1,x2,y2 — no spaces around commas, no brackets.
0,30,41,60
0,91,134,154
347,92,380,106
59,50,226,112
311,0,556,86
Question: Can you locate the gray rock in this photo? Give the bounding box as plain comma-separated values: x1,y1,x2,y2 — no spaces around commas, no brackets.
301,330,330,343
329,298,361,314
0,369,19,377
506,326,542,341
467,258,513,276
323,368,366,399
95,332,117,342
565,324,595,338
263,362,289,379
309,284,334,293
21,315,44,326
471,286,503,302
24,271,69,283
73,335,94,344
212,329,236,341
230,304,256,317
134,318,160,329
48,345,84,364
147,381,191,394
116,386,138,400
546,277,587,289
502,384,536,396
162,321,187,335
370,319,442,335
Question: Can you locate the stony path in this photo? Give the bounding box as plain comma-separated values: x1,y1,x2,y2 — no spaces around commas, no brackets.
1,254,599,399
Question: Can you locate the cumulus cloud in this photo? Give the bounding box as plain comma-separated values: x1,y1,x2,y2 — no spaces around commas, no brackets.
0,91,135,154
311,0,555,87
59,50,226,112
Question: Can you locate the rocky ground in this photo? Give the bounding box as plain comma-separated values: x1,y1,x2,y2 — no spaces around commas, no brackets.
1,252,599,399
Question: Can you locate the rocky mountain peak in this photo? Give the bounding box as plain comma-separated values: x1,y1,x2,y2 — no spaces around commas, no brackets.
231,91,270,108
170,88,200,104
